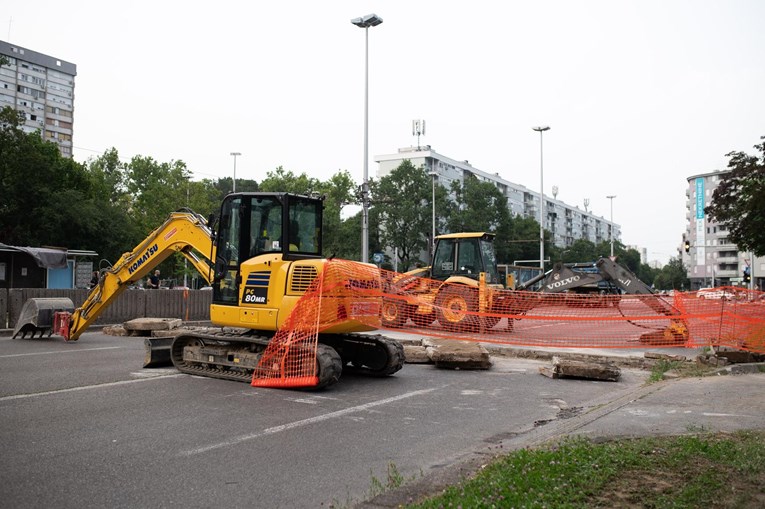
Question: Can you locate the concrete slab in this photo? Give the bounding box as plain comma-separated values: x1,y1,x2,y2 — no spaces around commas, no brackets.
123,318,182,331
426,338,492,370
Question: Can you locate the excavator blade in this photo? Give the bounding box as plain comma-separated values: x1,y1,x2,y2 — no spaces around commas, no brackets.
12,298,75,339
143,337,174,368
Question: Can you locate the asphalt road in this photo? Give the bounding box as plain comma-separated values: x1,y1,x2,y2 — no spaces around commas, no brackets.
2,331,763,509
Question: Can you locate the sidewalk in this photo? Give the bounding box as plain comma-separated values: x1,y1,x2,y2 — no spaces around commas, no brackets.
359,355,765,508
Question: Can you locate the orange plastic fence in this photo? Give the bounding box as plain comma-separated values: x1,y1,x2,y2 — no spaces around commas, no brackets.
252,259,765,388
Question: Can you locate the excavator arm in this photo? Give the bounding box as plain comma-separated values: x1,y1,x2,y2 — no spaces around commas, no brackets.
63,210,217,340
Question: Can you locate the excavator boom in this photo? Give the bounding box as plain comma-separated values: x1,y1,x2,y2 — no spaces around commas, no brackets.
12,210,216,341
68,210,216,340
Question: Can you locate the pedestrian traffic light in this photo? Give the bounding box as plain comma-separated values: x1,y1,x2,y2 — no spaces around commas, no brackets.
684,241,690,253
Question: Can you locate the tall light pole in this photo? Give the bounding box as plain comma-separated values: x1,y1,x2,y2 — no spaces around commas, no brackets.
351,13,383,264
532,126,550,272
230,152,241,193
606,195,616,257
183,174,191,288
429,170,437,254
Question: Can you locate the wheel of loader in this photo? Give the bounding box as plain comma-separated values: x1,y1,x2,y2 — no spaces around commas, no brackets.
381,297,407,328
435,285,479,332
315,343,343,389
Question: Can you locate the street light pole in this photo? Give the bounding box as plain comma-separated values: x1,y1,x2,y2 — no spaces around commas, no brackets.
429,170,437,254
184,174,190,287
532,126,550,272
230,152,241,193
351,13,383,264
607,195,616,257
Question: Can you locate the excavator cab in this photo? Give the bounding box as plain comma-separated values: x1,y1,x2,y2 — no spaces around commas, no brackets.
212,192,323,307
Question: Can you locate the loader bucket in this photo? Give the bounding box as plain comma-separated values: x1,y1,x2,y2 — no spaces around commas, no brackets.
12,298,75,339
143,337,174,368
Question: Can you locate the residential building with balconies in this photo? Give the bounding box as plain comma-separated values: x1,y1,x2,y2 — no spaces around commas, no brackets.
375,146,620,252
0,41,76,158
684,170,762,290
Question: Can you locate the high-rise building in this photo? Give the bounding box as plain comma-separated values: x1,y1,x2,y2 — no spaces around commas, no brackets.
684,170,761,290
0,41,76,158
375,146,620,250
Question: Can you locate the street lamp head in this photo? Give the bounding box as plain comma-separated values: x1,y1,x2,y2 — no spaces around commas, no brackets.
532,126,550,132
230,152,241,157
607,195,616,199
351,13,383,28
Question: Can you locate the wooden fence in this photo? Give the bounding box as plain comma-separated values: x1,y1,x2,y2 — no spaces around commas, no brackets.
1,288,212,330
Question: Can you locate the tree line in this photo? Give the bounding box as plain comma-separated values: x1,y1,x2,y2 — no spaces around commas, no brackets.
8,108,762,290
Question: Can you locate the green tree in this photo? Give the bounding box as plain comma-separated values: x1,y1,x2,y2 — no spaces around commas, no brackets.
0,106,94,249
502,215,544,265
705,136,765,256
259,166,361,259
372,160,434,270
653,256,690,290
445,175,509,233
124,155,191,233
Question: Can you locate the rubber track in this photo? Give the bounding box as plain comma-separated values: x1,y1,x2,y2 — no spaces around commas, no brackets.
170,330,272,383
170,331,404,383
339,333,406,377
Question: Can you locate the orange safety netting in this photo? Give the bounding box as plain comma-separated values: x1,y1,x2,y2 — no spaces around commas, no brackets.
252,259,765,388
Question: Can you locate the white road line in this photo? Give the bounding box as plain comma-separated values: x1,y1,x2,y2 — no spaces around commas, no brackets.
0,374,184,402
702,412,759,418
0,347,123,358
180,387,440,457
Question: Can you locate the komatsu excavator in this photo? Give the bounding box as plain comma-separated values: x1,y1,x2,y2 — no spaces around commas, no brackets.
14,192,404,388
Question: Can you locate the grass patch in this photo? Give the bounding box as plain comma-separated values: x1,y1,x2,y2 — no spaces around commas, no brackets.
648,359,715,383
407,431,765,508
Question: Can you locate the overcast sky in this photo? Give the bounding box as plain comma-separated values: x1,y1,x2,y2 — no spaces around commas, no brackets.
5,1,764,264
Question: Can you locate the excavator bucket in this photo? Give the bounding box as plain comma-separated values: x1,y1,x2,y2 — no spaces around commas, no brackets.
12,298,75,339
143,337,174,368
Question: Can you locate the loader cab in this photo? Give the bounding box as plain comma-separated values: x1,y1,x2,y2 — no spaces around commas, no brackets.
212,192,323,305
431,232,501,285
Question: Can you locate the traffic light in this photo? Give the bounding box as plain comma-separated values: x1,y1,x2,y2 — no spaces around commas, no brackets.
744,266,751,283
684,241,690,253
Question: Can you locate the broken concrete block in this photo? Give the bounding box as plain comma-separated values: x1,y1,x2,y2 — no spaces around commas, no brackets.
539,356,620,381
102,325,128,336
426,338,492,370
644,352,687,362
123,318,182,332
403,344,432,364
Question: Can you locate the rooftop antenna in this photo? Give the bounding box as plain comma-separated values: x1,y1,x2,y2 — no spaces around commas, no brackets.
583,198,590,213
412,119,425,150
552,185,558,200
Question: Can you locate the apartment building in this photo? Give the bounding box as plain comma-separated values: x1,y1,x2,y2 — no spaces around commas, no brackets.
684,170,762,290
375,146,620,250
0,41,76,158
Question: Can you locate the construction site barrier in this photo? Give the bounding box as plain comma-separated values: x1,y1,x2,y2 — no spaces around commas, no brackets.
252,260,765,388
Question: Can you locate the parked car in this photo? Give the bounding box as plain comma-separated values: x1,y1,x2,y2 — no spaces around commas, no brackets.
697,288,735,300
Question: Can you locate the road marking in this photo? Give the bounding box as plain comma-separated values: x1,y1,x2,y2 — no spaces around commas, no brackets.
702,412,759,418
180,387,440,457
0,374,184,402
0,347,123,358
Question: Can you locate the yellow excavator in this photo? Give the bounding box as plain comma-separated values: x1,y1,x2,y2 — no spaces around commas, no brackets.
14,192,404,388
